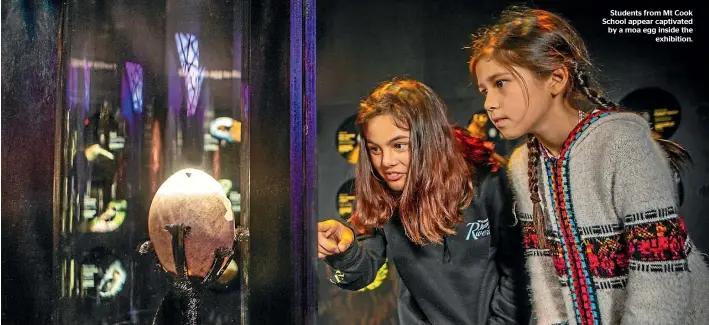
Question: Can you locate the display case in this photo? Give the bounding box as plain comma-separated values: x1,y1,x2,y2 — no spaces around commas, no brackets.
53,1,317,324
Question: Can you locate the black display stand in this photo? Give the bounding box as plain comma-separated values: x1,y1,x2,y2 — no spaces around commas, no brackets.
140,224,249,325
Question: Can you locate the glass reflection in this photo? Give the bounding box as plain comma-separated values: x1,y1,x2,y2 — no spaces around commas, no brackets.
56,1,248,324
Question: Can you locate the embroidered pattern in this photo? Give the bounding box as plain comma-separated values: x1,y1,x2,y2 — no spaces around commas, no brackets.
624,206,678,225
625,214,688,263
524,249,551,257
629,260,689,272
577,224,623,237
521,222,567,277
521,218,541,250
559,276,628,290
545,157,589,325
517,212,533,222
541,110,614,325
548,236,567,277
582,235,629,278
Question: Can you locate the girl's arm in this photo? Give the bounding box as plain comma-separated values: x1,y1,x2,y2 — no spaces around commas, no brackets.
324,226,388,291
606,120,690,325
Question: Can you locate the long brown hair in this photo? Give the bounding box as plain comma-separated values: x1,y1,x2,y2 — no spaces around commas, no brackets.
469,6,690,248
350,79,474,245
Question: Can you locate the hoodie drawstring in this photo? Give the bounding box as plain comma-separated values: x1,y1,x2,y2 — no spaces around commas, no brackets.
443,236,452,263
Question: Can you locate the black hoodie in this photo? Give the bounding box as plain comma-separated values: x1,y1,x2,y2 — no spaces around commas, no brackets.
325,167,530,325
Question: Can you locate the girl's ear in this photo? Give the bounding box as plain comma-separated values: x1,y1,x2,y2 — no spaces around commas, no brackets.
549,66,570,97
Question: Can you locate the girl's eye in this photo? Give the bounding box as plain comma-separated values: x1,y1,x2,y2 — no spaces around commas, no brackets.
394,143,408,150
495,80,508,88
368,146,380,154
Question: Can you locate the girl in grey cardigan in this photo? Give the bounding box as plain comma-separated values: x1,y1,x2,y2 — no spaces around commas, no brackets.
468,6,709,325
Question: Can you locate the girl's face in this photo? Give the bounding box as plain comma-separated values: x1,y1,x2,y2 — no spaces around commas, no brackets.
363,114,411,192
475,58,554,139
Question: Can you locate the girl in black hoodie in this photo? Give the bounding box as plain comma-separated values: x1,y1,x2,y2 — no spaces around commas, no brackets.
318,79,530,325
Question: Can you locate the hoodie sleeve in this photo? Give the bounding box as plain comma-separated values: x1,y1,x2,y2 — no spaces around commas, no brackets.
486,170,532,325
324,227,387,291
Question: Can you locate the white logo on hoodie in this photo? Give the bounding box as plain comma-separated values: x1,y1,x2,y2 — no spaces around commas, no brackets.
466,218,490,240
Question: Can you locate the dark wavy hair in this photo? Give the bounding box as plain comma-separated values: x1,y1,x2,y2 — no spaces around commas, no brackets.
350,79,475,245
469,6,690,248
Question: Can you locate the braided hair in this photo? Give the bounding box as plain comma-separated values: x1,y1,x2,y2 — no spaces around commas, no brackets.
470,6,690,249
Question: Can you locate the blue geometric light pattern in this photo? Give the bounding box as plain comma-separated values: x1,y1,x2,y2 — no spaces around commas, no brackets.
175,33,205,117
126,62,143,114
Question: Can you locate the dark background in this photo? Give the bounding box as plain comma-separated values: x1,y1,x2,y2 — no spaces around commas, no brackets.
2,0,707,324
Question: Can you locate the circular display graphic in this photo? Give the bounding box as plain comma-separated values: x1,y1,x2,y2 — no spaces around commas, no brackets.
336,115,361,165
336,179,356,221
619,88,682,139
209,117,242,143
80,247,127,300
89,200,127,232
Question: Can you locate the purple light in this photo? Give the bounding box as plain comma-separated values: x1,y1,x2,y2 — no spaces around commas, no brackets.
175,33,205,117
84,59,90,113
126,62,143,114
67,66,78,110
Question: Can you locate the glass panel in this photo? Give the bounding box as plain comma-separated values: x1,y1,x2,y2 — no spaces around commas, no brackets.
55,1,248,324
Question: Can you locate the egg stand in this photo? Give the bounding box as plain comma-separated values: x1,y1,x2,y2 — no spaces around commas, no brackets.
139,224,249,325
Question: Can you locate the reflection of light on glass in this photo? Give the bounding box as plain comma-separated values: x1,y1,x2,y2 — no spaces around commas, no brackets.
83,195,97,219
126,62,143,113
209,117,242,143
81,259,128,298
67,66,78,110
84,59,90,113
213,149,221,179
178,68,241,80
89,200,127,232
61,260,67,296
70,259,76,297
98,260,127,298
175,33,205,117
218,179,232,193
150,120,162,196
70,58,118,70
82,264,98,291
216,260,239,284
108,131,126,150
230,191,241,213
203,133,220,152
157,168,228,198
218,179,241,214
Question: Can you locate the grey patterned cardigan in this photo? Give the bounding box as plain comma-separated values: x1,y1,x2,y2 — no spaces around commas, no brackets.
506,111,709,325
